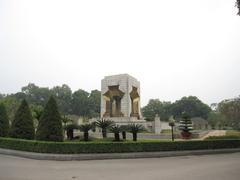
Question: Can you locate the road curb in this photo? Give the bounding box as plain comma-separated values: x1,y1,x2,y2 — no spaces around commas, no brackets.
0,148,240,161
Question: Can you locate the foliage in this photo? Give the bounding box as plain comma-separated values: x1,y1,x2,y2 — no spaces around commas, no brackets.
171,96,211,119
1,137,240,154
36,96,63,142
64,124,79,140
142,99,172,121
79,123,94,141
110,125,122,141
0,96,20,123
51,84,72,114
95,119,114,138
10,100,35,140
179,112,193,133
0,103,9,137
1,83,100,118
88,90,101,117
207,111,227,129
71,89,90,116
21,83,51,106
128,124,145,141
218,98,240,130
237,0,240,15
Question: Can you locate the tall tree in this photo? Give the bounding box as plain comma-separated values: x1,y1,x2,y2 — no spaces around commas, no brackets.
51,84,72,114
0,103,9,137
218,97,240,130
10,99,35,140
142,99,172,121
36,96,63,142
21,83,51,106
71,89,90,117
88,90,101,117
0,96,20,123
237,0,240,15
171,96,211,119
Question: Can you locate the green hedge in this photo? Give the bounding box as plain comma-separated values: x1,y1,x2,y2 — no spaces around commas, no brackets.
0,137,240,154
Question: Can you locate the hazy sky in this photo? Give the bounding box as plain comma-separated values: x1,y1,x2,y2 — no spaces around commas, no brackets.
0,0,240,106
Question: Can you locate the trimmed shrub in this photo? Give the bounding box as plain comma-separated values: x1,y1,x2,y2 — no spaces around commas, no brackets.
0,103,9,137
0,137,240,154
10,100,35,140
36,96,63,142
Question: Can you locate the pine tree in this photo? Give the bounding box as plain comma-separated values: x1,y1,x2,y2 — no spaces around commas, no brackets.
36,96,63,142
0,103,9,137
10,99,35,140
179,112,193,139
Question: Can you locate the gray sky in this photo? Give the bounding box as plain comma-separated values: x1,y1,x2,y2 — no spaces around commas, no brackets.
0,0,240,106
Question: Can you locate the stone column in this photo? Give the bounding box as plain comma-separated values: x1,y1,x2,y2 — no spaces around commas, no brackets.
154,114,161,134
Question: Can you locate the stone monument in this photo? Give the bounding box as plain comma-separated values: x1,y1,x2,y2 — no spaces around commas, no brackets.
101,74,146,126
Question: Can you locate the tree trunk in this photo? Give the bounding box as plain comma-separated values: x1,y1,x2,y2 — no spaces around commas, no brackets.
102,129,107,138
67,129,73,140
122,131,126,140
84,131,89,141
133,132,137,141
114,132,120,141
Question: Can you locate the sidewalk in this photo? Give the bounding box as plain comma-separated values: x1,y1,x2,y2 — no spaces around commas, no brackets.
0,147,239,161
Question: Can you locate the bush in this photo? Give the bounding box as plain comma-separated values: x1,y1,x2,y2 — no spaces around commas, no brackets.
0,103,9,137
10,100,35,140
36,96,63,142
0,137,239,154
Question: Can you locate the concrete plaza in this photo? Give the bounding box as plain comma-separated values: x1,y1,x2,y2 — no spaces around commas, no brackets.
0,152,240,180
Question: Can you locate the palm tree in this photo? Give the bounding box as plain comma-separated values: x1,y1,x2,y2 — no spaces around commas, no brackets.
64,124,79,140
79,123,94,141
120,125,128,140
95,119,114,138
110,125,121,141
128,124,145,141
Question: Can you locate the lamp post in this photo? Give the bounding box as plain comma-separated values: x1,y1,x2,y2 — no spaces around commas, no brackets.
169,116,175,142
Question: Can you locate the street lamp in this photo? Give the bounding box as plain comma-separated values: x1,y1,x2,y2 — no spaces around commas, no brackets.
169,116,175,142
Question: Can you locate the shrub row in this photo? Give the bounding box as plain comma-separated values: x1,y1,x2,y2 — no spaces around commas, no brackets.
0,137,240,154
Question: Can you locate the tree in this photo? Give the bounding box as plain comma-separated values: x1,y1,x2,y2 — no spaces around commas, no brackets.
79,123,93,141
64,124,79,140
88,90,101,117
95,119,114,138
171,96,211,119
120,125,128,140
36,96,63,142
0,103,9,137
218,97,240,130
110,125,121,141
237,0,240,15
0,96,20,123
21,83,51,106
142,99,172,121
10,99,35,140
128,124,144,141
71,89,90,117
207,111,227,129
51,84,72,114
179,112,193,139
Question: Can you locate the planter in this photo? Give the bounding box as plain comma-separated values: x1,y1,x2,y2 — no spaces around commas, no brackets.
181,131,192,139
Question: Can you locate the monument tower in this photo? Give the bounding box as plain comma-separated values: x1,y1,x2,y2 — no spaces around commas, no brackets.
101,74,145,124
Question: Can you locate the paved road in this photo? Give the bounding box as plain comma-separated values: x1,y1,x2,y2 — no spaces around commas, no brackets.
0,153,240,180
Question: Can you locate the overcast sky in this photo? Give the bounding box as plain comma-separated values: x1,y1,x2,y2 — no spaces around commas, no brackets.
0,0,240,106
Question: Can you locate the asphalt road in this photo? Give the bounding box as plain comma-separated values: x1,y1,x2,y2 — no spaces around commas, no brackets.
0,153,240,180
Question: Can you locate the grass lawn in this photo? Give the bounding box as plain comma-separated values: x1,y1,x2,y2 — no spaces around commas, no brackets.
226,130,240,136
